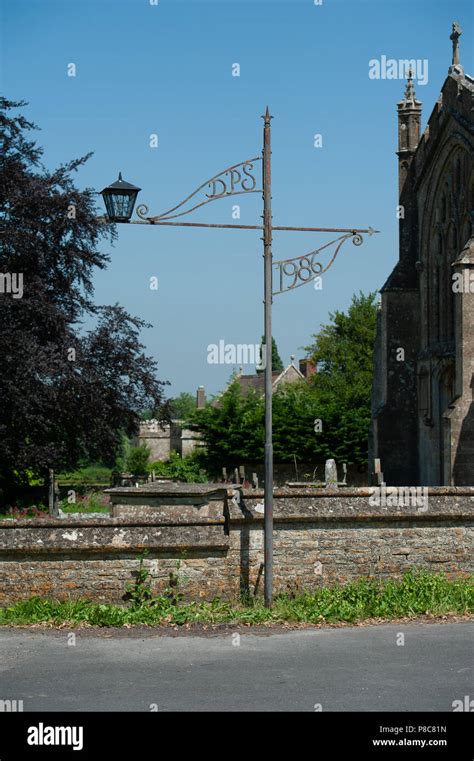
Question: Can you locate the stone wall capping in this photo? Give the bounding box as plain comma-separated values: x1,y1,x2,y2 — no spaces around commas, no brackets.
236,486,474,498
227,507,474,524
0,514,226,529
0,524,228,555
104,483,230,498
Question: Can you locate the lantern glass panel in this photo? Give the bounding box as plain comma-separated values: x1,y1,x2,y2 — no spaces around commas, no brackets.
107,191,138,221
101,175,141,222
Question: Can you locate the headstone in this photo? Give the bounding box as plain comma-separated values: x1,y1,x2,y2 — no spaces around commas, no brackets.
48,469,59,517
325,459,338,489
342,462,347,485
374,458,385,486
252,472,259,489
234,467,240,485
54,477,60,515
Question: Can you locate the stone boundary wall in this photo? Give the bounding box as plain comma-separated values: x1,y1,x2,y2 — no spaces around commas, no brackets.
0,487,472,604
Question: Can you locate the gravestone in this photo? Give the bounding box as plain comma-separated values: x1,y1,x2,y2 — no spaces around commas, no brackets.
374,458,385,486
342,462,347,485
48,469,59,517
325,459,338,489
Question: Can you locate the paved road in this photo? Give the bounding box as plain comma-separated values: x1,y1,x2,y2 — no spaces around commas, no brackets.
0,622,472,712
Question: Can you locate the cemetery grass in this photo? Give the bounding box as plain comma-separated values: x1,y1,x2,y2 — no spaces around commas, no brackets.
0,572,472,628
0,493,110,518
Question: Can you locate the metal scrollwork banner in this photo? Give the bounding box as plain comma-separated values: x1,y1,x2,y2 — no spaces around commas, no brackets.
273,231,367,295
136,157,262,222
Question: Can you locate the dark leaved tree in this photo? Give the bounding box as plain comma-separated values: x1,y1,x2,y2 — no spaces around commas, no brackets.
256,336,284,374
0,99,170,502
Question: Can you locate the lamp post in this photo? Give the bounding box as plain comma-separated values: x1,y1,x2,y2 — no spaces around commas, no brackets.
101,108,377,608
262,108,273,606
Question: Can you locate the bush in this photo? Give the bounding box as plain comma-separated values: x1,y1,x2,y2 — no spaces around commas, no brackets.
126,445,151,476
57,464,112,485
147,452,208,483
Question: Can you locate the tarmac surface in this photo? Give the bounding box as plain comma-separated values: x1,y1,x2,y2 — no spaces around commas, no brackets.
0,621,472,711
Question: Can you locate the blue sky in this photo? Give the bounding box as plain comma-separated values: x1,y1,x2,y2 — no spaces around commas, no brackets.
2,0,473,398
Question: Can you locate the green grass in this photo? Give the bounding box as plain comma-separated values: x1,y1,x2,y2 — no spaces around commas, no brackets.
0,492,111,519
0,572,471,628
56,465,112,486
60,505,110,514
59,493,110,514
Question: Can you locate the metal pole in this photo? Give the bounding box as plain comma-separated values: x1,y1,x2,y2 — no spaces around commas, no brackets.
263,107,273,607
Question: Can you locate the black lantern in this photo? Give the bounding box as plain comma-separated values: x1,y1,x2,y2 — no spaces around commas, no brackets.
101,173,141,222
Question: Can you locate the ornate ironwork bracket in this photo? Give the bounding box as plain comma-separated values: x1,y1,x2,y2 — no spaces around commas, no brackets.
273,228,375,295
136,157,262,222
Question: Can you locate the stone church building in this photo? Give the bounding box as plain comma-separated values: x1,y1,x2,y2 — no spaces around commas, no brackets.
371,24,474,485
